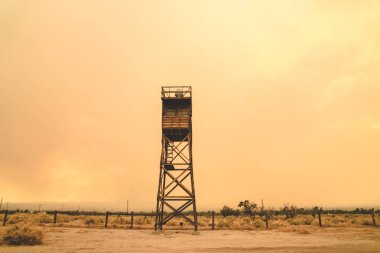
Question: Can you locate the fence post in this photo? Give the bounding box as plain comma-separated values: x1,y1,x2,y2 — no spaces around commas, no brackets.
105,211,109,228
130,212,134,229
3,210,8,226
212,211,215,230
372,208,376,226
318,208,322,227
53,210,57,224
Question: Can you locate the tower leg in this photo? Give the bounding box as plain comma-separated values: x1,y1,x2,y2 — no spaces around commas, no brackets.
155,134,197,230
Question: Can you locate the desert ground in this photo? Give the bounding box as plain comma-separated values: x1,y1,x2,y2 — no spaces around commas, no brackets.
1,226,380,253
1,213,380,252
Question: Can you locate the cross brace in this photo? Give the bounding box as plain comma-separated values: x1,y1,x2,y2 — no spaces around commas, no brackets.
155,132,197,230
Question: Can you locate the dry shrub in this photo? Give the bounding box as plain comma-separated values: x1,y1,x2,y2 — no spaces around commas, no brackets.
167,219,180,226
197,220,205,227
330,216,345,224
288,217,308,226
238,217,250,227
6,213,52,226
304,217,314,225
252,219,265,228
109,216,124,225
57,214,73,223
135,217,146,225
242,217,252,224
7,215,23,225
360,219,373,226
289,218,301,226
3,226,43,246
197,219,206,227
216,216,279,230
321,215,350,227
145,217,153,225
39,214,53,224
133,217,142,225
287,216,319,226
216,217,234,229
198,216,211,227
311,219,320,226
84,216,101,225
269,219,285,229
351,217,358,224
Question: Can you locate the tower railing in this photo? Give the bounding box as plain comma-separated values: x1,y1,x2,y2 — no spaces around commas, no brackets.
161,86,192,99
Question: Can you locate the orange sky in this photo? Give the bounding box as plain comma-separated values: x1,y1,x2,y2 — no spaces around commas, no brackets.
1,0,380,211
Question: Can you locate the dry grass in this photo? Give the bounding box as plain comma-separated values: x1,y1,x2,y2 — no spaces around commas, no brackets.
212,214,378,231
2,225,43,245
1,213,377,232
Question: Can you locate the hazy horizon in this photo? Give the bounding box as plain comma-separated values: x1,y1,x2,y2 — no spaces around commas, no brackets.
2,201,380,213
1,1,380,210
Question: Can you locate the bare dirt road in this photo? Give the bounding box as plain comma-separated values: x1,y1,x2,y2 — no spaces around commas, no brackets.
1,226,380,253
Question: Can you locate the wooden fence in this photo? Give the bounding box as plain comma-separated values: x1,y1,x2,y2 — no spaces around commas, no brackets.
0,209,378,229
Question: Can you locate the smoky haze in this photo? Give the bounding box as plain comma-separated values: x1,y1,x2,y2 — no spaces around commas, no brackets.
1,0,380,211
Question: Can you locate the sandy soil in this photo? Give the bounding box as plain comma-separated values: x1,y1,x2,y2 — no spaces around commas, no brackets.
1,226,380,253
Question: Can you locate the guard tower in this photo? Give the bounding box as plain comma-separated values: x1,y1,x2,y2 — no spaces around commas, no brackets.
155,86,198,231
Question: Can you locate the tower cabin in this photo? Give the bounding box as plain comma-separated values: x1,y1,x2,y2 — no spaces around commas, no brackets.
161,86,192,142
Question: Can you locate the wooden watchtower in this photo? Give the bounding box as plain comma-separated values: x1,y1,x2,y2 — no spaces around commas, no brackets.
155,86,198,231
